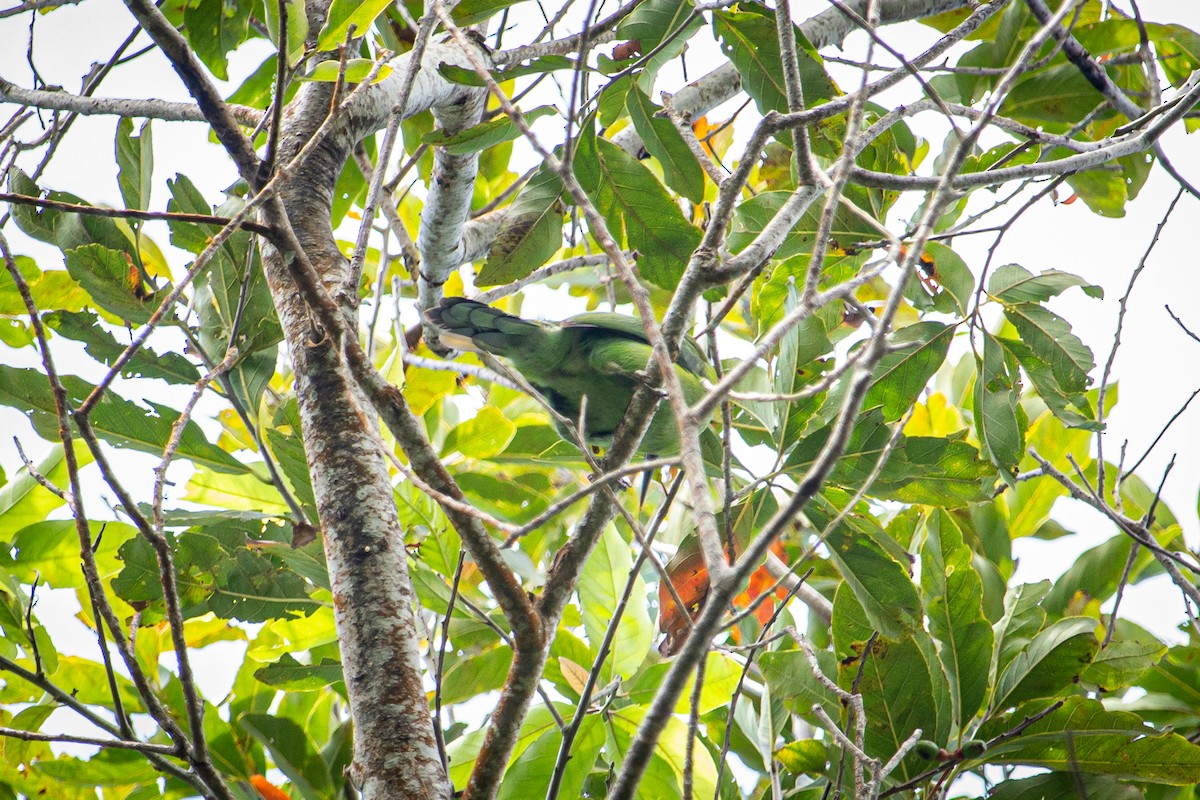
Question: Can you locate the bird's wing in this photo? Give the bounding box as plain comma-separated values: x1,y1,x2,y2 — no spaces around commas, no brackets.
566,312,712,379
584,334,657,380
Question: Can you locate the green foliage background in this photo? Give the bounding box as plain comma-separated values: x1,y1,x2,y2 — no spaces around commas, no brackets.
2,0,1200,798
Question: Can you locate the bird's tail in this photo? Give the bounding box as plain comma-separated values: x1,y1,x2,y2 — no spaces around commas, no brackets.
424,298,540,357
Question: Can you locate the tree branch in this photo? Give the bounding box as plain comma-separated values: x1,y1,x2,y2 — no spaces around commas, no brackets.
0,74,263,124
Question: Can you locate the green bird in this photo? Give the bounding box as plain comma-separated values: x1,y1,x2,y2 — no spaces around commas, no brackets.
425,297,714,455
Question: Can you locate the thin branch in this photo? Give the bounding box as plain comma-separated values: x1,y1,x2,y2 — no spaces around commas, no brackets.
0,727,181,755
504,457,680,544
1165,305,1200,345
0,192,277,235
1096,187,1184,499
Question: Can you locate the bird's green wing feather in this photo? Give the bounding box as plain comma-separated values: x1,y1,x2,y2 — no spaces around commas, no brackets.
584,334,656,378
566,312,712,378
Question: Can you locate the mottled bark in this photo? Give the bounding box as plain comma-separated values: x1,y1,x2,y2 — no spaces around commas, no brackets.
250,43,492,800
259,78,452,799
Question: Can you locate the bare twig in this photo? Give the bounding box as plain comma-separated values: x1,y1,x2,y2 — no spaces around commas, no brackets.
1096,187,1185,499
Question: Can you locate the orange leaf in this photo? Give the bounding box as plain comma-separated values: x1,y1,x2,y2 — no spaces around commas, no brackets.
692,115,734,161
612,40,642,60
657,544,708,656
558,657,590,695
250,775,290,800
658,537,789,655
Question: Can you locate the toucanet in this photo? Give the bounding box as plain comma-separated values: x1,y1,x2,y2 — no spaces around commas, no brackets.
425,297,715,456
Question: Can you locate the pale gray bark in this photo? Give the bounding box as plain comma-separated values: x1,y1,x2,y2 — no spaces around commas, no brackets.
0,75,264,124
417,85,488,314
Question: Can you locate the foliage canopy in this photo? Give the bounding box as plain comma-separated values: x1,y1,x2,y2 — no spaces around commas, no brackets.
2,0,1200,799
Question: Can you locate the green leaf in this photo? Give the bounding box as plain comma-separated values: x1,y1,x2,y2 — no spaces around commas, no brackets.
610,706,718,798
824,524,921,641
240,713,333,800
0,365,248,474
442,406,517,459
302,59,393,84
1005,303,1095,395
33,748,162,787
175,182,281,411
836,616,949,778
578,525,652,679
991,581,1049,684
263,427,317,514
441,646,513,706
254,654,345,692
993,617,1098,711
192,220,281,357
864,321,955,422
183,0,253,81
787,411,994,506
496,715,604,800
1140,642,1200,712
316,0,392,51
921,510,993,728
597,74,633,128
0,256,89,315
446,705,569,791
989,263,1103,303
923,241,975,315
760,647,841,721
987,772,1142,800
975,332,1024,479
1152,23,1200,86
775,740,827,775
64,244,163,325
1001,63,1108,127
0,318,30,347
41,655,146,712
115,118,153,211
6,168,133,256
5,519,135,587
1082,621,1166,692
872,435,996,506
981,696,1200,785
712,6,836,114
477,167,564,286
729,190,878,261
624,652,745,714
999,337,1100,430
1041,531,1161,616
617,0,695,45
574,123,701,290
184,466,293,514
0,443,89,531
45,310,200,384
6,166,62,243
250,537,329,592
263,0,309,66
437,56,578,87
165,173,215,254
625,83,704,203
450,0,522,26
112,524,318,623
713,8,787,114
422,106,556,156
615,0,704,90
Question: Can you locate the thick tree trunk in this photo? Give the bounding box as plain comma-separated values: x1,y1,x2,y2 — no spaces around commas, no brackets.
258,81,453,800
